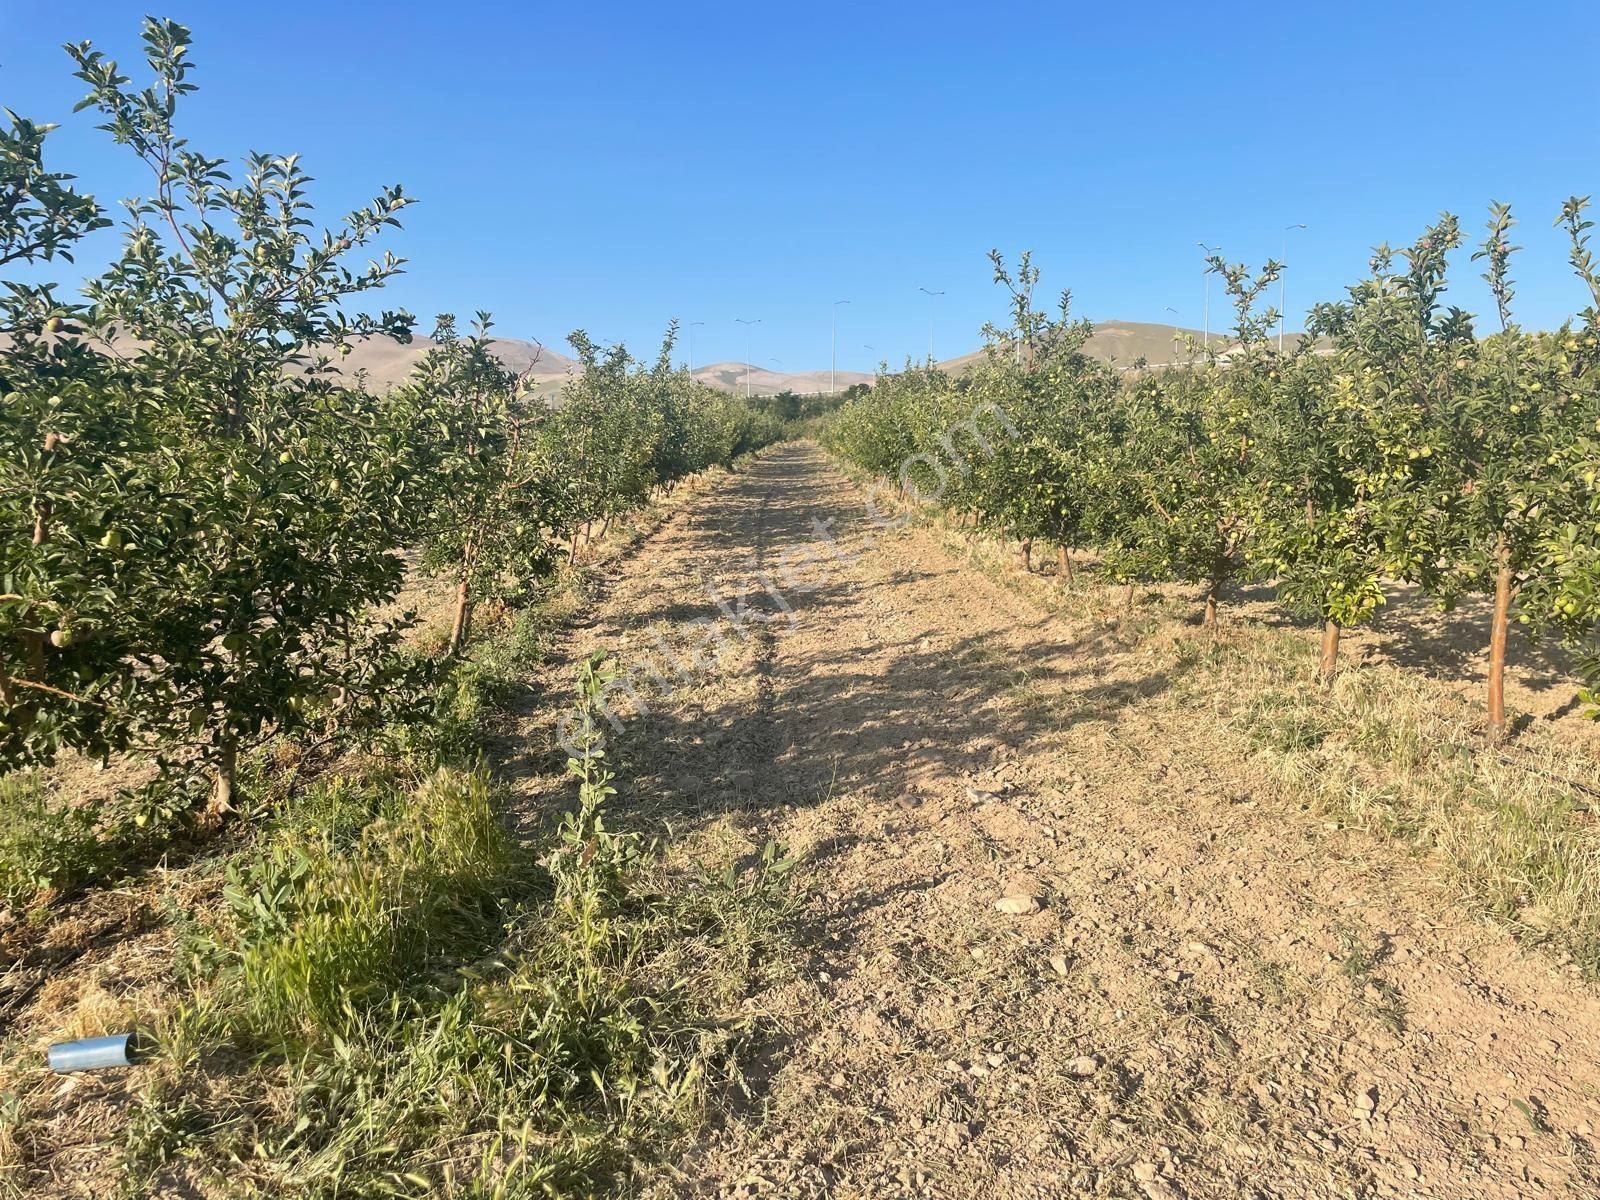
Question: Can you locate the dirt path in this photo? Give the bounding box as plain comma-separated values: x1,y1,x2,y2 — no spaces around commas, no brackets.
515,443,1600,1200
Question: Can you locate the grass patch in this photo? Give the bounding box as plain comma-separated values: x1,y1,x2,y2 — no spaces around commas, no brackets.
1222,627,1600,973
223,767,518,1044
1238,690,1332,753
0,580,794,1197
0,775,111,908
118,773,787,1197
103,654,794,1196
0,772,207,909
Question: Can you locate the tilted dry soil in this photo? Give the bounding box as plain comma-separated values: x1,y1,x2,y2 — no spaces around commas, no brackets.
513,443,1600,1200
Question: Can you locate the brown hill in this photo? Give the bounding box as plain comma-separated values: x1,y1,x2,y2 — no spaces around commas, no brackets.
337,339,870,398
937,319,1222,373
334,334,580,395
1,320,1321,399
936,322,1327,374
690,362,874,397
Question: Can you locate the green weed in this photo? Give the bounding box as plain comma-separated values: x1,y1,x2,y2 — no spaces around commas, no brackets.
102,648,795,1197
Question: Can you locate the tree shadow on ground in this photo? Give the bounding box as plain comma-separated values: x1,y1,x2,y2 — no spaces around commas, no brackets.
520,446,1210,842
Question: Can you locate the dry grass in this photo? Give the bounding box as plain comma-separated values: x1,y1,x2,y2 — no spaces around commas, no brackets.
855,466,1600,976
1222,634,1600,971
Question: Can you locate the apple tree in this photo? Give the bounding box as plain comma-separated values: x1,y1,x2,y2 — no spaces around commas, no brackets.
1249,218,1466,676
4,19,424,815
408,314,565,654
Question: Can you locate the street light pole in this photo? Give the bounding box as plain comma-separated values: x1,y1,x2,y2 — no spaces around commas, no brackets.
686,320,705,374
735,317,760,399
1280,223,1307,354
918,287,944,364
1197,242,1220,350
831,299,850,395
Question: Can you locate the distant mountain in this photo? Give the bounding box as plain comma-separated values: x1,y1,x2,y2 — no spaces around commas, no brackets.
690,361,874,397
324,319,1316,399
333,334,580,396
937,320,1227,373
334,337,871,398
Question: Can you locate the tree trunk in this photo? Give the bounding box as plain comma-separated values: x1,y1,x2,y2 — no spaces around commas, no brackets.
449,578,473,655
1058,544,1075,584
569,520,592,564
1319,619,1341,681
1017,538,1032,572
1487,534,1516,740
206,742,238,823
1203,577,1221,628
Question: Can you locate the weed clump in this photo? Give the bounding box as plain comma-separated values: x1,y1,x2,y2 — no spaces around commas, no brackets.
102,650,794,1198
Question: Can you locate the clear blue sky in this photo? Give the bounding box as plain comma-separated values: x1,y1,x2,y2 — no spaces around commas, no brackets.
4,2,1598,374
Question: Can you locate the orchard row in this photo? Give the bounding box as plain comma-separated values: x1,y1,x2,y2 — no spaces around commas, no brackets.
828,229,1600,736
0,20,784,810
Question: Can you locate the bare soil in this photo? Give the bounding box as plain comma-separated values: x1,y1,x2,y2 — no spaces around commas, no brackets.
510,443,1600,1200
